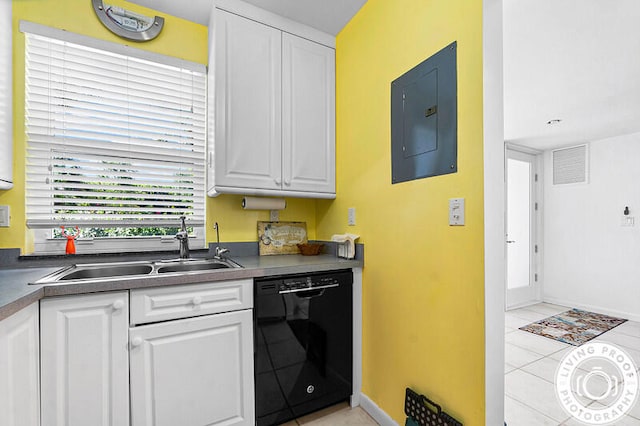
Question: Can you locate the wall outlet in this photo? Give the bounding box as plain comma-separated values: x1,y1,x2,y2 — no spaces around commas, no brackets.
348,207,356,226
449,198,465,226
0,205,9,227
270,210,279,222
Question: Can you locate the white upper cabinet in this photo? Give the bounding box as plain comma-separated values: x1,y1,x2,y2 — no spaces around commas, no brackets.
0,0,13,189
214,9,282,193
282,33,336,194
210,7,336,199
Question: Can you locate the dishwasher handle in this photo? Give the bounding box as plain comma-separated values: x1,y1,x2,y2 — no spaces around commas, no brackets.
278,282,339,295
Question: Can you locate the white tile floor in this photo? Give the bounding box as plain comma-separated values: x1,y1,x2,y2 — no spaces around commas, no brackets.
290,303,640,426
505,303,640,425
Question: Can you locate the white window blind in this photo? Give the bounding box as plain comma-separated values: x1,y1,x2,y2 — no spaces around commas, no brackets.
25,32,206,229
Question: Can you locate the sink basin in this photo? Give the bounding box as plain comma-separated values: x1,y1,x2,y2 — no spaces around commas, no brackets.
157,259,236,273
59,263,154,281
32,257,242,284
34,261,155,284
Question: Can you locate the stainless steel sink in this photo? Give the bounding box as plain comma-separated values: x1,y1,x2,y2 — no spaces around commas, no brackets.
59,263,154,281
156,259,239,273
33,258,242,285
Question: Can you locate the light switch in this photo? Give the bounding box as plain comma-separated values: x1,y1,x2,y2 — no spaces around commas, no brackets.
621,216,635,227
0,205,9,227
449,198,464,226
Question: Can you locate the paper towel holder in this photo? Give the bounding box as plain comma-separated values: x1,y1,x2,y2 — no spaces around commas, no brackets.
241,196,286,211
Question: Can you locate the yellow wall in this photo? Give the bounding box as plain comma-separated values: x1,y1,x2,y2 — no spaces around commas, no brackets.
0,0,316,252
206,195,316,243
316,0,485,423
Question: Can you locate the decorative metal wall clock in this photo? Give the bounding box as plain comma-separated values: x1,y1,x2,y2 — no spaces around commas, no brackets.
92,0,164,42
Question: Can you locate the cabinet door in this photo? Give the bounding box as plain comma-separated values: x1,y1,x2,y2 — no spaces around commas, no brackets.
0,303,40,426
215,9,282,191
130,309,254,426
40,292,129,426
282,33,336,194
0,0,12,188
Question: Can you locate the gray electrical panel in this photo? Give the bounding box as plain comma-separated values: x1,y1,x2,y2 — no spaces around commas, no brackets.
391,42,457,184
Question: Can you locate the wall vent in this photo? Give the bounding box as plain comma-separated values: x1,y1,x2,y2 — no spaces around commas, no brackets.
552,144,588,185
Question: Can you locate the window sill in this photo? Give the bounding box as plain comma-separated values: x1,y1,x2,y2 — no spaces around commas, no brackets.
30,232,206,256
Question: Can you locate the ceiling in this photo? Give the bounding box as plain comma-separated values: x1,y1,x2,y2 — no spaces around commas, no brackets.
504,0,640,150
125,1,640,152
126,0,213,26
126,0,367,35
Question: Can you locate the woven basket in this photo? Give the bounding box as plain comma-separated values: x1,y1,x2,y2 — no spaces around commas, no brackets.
297,243,323,256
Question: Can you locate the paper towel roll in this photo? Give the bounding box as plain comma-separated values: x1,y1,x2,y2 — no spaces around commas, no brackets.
242,196,286,210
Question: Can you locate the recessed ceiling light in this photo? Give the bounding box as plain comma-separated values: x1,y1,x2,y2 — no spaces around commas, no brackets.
547,119,562,125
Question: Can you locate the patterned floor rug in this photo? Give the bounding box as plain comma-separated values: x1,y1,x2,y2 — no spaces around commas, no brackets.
519,308,627,346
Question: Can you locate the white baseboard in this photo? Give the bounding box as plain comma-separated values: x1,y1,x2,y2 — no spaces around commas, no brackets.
359,393,398,426
544,296,640,322
506,299,543,311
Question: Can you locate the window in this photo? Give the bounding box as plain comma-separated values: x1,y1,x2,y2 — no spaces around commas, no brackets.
22,23,207,254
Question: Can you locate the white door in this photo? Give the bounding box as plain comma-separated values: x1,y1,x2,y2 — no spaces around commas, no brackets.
40,292,130,426
506,148,540,308
215,9,282,191
282,33,336,194
0,303,40,426
129,309,255,426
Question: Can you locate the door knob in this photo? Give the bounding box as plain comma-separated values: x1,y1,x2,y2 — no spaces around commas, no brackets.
192,296,203,306
131,336,143,348
112,299,125,310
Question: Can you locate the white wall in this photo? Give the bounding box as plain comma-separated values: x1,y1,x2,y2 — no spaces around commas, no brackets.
483,0,506,423
543,132,640,321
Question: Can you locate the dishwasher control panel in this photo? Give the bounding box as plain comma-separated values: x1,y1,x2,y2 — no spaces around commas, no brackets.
281,276,340,291
255,269,352,295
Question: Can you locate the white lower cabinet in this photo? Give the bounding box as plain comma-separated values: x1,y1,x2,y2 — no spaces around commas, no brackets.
0,303,40,426
129,309,255,426
40,292,130,426
37,281,254,426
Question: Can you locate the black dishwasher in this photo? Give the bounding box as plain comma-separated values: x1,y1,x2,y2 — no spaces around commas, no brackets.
254,269,353,426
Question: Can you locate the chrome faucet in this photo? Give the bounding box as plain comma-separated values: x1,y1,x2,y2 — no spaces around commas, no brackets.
213,222,229,259
175,216,190,259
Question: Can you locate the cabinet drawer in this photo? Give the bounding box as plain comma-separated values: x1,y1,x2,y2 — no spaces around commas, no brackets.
130,279,253,325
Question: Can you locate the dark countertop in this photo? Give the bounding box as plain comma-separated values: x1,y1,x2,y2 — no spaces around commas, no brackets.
0,268,52,320
0,254,363,321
